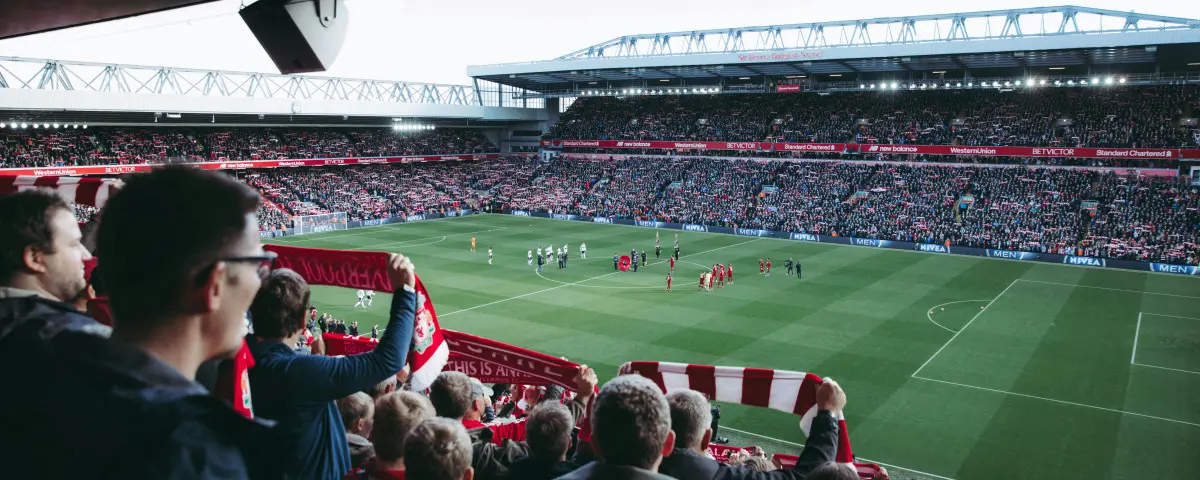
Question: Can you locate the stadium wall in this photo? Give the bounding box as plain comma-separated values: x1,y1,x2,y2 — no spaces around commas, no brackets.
260,209,473,238
505,210,1200,276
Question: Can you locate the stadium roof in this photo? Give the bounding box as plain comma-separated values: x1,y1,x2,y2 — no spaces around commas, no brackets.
468,5,1200,94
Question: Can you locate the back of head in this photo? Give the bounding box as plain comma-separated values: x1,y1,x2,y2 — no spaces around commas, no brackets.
0,189,88,302
665,389,712,450
807,462,858,480
337,392,375,436
591,374,672,470
428,371,472,419
97,166,260,331
367,374,399,400
249,268,309,339
404,418,473,480
526,401,574,460
373,391,436,462
737,456,776,473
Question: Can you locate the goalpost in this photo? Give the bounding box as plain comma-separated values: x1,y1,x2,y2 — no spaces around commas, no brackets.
292,212,349,236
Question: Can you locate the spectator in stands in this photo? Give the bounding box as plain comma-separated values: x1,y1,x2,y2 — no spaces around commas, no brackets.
349,390,438,480
340,392,378,470
405,418,476,480
246,257,417,480
659,386,842,479
509,402,581,480
12,167,282,478
804,462,859,480
557,374,677,480
368,374,400,401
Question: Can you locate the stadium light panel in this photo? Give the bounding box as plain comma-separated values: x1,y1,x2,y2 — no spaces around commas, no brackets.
1040,79,1047,85
860,84,865,89
930,83,937,88
52,123,59,128
0,123,5,128
21,123,27,128
738,77,750,80
660,79,670,82
890,82,898,89
1067,80,1075,85
43,123,49,129
1055,80,1062,86
1119,77,1126,83
1005,81,1011,87
33,123,39,129
1091,77,1100,84
956,82,962,87
967,82,973,87
1081,80,1088,85
1014,80,1021,86
869,84,876,88
1105,77,1114,84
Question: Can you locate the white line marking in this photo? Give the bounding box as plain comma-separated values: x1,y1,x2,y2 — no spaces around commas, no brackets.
1139,312,1200,321
1017,279,1200,300
274,216,495,243
911,279,1019,378
721,426,957,480
439,238,760,317
924,299,991,334
1132,363,1200,376
534,268,662,289
1131,312,1142,365
357,227,507,250
911,375,1200,428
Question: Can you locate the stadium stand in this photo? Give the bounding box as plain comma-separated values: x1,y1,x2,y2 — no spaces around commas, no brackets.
548,87,1200,150
0,127,496,167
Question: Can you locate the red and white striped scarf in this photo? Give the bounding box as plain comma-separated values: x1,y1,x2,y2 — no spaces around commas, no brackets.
0,175,121,208
619,361,879,478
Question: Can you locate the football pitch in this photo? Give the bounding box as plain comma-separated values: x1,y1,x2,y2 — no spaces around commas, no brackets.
269,214,1200,480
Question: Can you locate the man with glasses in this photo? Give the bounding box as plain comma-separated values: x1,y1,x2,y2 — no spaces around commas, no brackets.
3,167,284,478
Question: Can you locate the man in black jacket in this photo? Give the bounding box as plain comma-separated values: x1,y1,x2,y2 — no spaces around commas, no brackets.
657,383,844,480
556,375,676,480
2,168,286,479
509,402,581,480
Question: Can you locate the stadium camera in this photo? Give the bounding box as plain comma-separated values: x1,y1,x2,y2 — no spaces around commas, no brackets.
240,0,349,74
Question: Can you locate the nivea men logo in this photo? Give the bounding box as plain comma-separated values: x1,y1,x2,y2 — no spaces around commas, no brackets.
851,238,879,247
361,219,386,227
593,217,614,225
986,250,1031,260
735,228,768,237
551,213,572,220
683,224,708,232
791,233,819,242
1150,263,1199,275
407,214,426,222
512,210,532,217
445,210,459,217
916,243,948,253
311,225,337,233
634,220,659,228
1063,256,1105,267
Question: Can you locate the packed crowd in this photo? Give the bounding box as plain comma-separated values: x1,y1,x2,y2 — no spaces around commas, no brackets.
0,127,496,168
548,86,1200,150
225,157,1198,265
1,169,864,480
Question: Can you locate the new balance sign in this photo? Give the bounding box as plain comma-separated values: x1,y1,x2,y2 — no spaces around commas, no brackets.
1063,256,1105,267
683,224,709,232
916,243,948,253
617,141,651,147
791,233,819,242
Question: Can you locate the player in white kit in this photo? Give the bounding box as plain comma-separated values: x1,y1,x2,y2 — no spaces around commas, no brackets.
528,249,533,266
354,289,366,309
580,242,587,259
365,290,374,307
488,247,494,265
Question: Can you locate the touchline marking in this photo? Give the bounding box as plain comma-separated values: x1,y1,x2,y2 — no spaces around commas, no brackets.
721,426,957,480
1132,363,1200,376
911,375,1200,428
911,279,1018,378
1131,312,1142,364
439,238,760,317
357,227,507,250
273,216,494,244
1017,279,1200,300
924,299,990,334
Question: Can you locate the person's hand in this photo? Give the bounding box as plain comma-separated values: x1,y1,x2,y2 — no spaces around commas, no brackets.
387,253,416,290
574,365,598,400
871,466,890,480
727,449,752,465
522,385,542,404
816,377,846,415
396,364,411,383
310,331,325,355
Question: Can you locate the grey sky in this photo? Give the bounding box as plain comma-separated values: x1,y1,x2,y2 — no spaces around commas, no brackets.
0,0,1197,86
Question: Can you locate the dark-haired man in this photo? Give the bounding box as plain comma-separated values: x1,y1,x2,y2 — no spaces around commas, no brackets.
509,402,581,480
4,167,282,478
556,375,675,480
248,258,417,480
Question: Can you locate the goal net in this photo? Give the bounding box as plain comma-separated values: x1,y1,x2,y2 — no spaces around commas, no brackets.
292,212,349,236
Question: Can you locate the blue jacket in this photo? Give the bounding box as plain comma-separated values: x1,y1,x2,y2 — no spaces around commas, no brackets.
0,288,284,479
248,286,417,480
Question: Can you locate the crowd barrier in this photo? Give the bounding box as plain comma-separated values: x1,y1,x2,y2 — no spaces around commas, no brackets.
508,210,1199,276
259,209,474,238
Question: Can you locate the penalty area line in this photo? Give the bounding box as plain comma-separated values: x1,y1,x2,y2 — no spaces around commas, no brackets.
720,426,957,480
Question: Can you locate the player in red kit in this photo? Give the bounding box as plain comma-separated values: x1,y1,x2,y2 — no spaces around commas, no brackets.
669,256,675,273
759,258,765,275
766,258,773,276
727,263,734,284
666,273,673,292
707,271,715,291
717,265,725,287
699,272,706,291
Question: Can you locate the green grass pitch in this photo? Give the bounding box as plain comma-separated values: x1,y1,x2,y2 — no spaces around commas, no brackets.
268,214,1200,480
